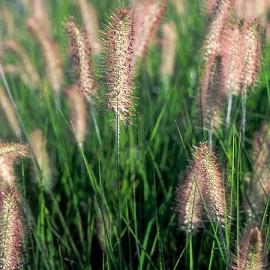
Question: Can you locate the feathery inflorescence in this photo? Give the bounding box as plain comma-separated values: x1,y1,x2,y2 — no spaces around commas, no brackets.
133,0,166,59
0,143,28,187
233,226,264,270
160,21,177,78
105,8,135,123
65,18,97,101
0,86,21,138
77,0,101,54
66,84,88,144
30,129,53,191
176,143,227,230
27,17,63,96
240,19,261,90
0,189,25,270
203,0,235,60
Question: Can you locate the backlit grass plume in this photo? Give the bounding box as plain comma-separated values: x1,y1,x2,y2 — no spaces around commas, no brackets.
0,143,28,187
27,17,63,96
65,17,97,101
160,21,177,78
176,143,227,230
77,0,101,54
133,0,166,59
105,8,135,123
0,86,21,138
203,0,235,59
30,129,53,191
66,84,88,144
0,189,25,270
233,226,265,270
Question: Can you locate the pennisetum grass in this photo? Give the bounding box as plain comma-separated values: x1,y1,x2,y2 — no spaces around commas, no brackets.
233,226,265,270
0,189,25,270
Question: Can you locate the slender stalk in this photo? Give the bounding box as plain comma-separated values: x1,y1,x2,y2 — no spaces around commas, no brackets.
226,93,232,129
241,87,247,139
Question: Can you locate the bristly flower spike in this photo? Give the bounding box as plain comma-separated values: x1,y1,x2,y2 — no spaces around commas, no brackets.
66,18,97,101
105,8,135,124
0,189,25,270
203,0,235,60
233,226,265,270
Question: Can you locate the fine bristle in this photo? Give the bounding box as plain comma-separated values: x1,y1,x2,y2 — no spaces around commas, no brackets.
65,17,98,101
105,8,135,123
233,226,264,270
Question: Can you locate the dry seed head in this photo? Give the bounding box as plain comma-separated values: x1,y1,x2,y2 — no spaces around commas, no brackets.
160,21,177,77
66,85,88,144
133,0,166,59
27,17,63,96
240,19,261,90
77,0,101,54
4,40,40,88
0,143,29,186
0,189,24,270
203,0,235,59
65,17,97,101
200,55,225,130
30,129,53,191
105,8,135,123
233,226,264,270
220,23,242,95
0,86,21,138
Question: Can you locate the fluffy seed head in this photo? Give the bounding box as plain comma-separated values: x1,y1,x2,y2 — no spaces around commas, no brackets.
240,19,261,90
66,85,88,144
77,0,101,54
0,86,21,138
27,17,63,96
160,21,177,77
66,17,97,101
203,0,235,59
30,129,53,191
233,226,264,270
105,8,135,123
0,189,25,270
0,143,29,187
133,0,166,59
220,23,242,95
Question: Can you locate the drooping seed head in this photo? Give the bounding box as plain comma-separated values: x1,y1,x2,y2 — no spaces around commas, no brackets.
0,189,25,270
133,0,166,59
66,84,88,144
27,17,63,96
77,0,101,54
66,18,97,101
105,8,135,123
203,0,235,59
30,129,53,191
0,86,21,138
240,19,261,90
233,226,264,270
160,21,177,77
0,143,29,187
